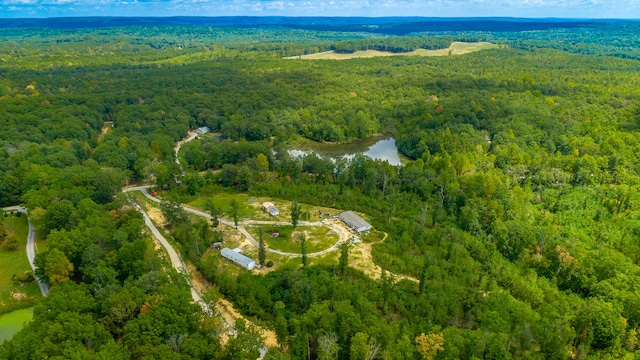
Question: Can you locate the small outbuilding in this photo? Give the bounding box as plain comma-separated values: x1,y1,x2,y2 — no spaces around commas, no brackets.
262,202,279,216
338,211,372,233
221,248,256,270
262,202,275,211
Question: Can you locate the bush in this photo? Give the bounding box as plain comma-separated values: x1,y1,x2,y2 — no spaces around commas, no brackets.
266,260,274,268
12,271,34,283
5,234,19,250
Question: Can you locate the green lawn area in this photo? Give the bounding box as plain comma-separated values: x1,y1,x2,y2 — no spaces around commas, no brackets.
189,193,256,219
247,225,339,254
0,306,34,343
0,216,41,315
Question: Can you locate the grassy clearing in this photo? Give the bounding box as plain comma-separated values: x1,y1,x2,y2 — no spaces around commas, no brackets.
189,192,340,224
247,225,339,254
0,216,40,315
0,307,34,343
189,193,256,220
285,41,499,60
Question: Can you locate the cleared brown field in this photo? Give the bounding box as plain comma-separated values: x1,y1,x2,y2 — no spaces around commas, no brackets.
284,41,499,60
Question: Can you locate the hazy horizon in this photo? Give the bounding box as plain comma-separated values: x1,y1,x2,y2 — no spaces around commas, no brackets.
2,0,640,20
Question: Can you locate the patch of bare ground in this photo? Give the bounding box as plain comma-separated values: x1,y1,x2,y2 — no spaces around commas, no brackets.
188,256,279,348
349,232,419,284
145,208,166,251
97,121,112,143
11,292,26,301
216,298,279,348
187,263,211,292
174,130,197,152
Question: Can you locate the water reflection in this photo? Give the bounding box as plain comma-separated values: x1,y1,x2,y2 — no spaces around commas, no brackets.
289,136,404,166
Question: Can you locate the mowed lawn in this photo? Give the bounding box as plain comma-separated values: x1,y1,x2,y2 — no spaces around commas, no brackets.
285,41,499,60
189,193,255,220
0,216,40,315
248,225,339,254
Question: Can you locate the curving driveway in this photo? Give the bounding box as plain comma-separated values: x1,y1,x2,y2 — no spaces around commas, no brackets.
123,186,266,358
124,186,348,258
122,190,214,316
2,206,49,297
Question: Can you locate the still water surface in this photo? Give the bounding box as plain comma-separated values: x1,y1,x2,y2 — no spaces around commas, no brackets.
289,136,404,166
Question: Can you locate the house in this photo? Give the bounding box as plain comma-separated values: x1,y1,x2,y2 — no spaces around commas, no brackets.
338,211,372,233
269,207,280,216
195,126,211,135
262,202,279,216
221,248,256,270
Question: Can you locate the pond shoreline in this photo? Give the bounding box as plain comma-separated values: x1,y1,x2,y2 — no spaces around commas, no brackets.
289,134,408,166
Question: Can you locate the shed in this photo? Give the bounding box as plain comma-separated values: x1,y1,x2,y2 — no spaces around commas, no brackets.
269,207,280,216
338,211,372,233
262,202,275,212
221,248,256,270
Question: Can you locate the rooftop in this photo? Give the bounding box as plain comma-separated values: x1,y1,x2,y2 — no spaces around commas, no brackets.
338,211,371,231
262,202,275,209
221,247,255,268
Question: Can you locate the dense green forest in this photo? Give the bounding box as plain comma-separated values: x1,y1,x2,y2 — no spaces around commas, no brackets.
4,21,640,359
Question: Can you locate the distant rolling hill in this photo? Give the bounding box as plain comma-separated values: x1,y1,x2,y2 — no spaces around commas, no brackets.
0,16,619,34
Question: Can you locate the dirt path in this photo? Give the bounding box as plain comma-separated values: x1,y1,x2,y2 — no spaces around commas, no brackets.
97,121,112,143
349,232,418,284
216,298,279,348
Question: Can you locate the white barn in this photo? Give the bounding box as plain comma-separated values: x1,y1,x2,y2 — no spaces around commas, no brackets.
338,211,372,233
221,248,256,270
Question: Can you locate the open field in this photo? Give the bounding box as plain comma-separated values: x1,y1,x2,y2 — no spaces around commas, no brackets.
0,307,33,343
285,41,499,60
246,225,339,254
0,216,41,315
189,192,340,223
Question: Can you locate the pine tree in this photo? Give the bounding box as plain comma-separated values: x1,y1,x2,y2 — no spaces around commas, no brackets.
258,228,266,266
300,232,307,268
230,199,239,229
338,242,349,276
419,257,429,294
291,199,302,229
205,199,220,228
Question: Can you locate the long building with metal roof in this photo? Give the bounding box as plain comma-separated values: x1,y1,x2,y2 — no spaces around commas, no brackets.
221,248,256,270
338,211,372,233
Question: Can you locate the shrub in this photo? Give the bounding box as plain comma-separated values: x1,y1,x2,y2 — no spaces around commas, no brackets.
266,260,274,268
5,234,19,250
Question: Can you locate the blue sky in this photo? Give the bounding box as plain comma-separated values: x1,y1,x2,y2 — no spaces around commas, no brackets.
2,0,640,19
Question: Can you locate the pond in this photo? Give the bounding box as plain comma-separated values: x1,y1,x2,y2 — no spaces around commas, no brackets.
289,135,405,166
0,307,33,343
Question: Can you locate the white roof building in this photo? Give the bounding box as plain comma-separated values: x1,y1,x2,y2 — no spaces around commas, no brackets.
338,211,372,233
221,248,256,270
195,126,211,135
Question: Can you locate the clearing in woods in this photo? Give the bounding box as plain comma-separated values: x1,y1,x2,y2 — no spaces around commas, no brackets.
285,41,499,60
0,215,41,315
